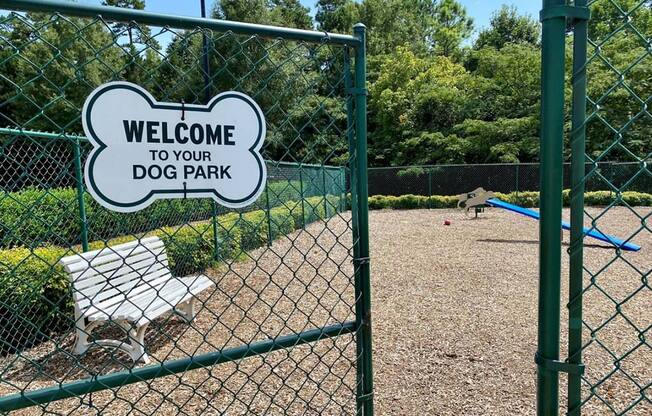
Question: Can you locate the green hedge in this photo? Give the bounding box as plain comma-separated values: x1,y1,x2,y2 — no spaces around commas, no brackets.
0,194,341,354
0,179,341,249
364,191,652,211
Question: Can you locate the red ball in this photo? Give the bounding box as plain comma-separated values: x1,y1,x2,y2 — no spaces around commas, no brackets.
443,220,451,226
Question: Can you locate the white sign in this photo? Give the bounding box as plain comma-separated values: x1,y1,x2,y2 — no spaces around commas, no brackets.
82,82,266,213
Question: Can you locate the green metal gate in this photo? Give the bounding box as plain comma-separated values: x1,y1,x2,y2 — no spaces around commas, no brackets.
538,1,649,415
0,0,373,414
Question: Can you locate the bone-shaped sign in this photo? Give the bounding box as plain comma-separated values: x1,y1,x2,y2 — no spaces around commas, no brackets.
82,82,266,213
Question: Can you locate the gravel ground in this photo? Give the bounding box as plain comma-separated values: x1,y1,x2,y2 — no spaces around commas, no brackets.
370,207,650,415
0,206,649,415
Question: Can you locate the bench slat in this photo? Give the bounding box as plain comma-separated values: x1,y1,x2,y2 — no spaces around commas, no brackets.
73,253,169,297
73,248,166,283
77,266,172,311
59,236,161,267
85,276,214,324
64,239,165,274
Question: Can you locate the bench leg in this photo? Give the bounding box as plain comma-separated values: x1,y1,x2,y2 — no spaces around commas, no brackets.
73,320,150,364
74,321,100,355
74,326,90,355
127,324,150,364
175,297,197,322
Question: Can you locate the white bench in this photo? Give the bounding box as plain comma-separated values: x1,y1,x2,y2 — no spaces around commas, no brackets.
59,236,214,363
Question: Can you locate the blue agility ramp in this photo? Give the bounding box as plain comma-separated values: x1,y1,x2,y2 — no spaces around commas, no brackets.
485,198,641,252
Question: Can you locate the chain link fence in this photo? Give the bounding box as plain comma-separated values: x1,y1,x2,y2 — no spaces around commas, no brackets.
566,1,651,415
0,2,372,414
368,162,651,197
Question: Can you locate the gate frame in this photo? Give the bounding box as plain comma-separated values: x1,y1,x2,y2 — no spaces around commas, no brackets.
537,1,591,415
0,1,374,414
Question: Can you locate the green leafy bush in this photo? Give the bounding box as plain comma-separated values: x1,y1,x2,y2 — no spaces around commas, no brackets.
0,180,332,249
0,246,70,354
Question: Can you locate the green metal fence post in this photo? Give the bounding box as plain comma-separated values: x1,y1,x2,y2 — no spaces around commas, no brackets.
322,166,328,217
340,166,353,212
537,1,567,415
299,166,306,229
568,1,589,414
265,183,273,247
427,168,432,209
515,164,520,197
353,23,374,416
72,139,89,252
343,47,364,413
199,0,220,261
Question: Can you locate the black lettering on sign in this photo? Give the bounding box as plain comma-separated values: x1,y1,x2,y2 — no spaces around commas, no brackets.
124,120,144,143
224,125,235,145
206,124,222,145
122,121,238,146
190,123,203,145
175,123,188,144
163,165,177,179
146,121,160,143
161,122,174,144
133,164,146,179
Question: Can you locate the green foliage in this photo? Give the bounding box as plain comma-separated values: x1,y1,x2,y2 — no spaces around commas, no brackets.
316,0,474,57
2,2,647,169
367,191,652,211
215,0,312,29
0,246,70,353
429,0,474,58
0,195,338,353
396,167,426,178
470,44,541,118
474,5,540,50
583,2,652,161
453,116,539,163
267,95,348,164
0,179,337,249
367,43,541,165
316,0,360,33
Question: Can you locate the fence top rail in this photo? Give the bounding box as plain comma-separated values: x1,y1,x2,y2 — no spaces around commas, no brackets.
0,0,361,47
367,161,647,170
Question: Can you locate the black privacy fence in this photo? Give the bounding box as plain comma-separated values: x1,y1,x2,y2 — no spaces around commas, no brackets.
368,162,652,197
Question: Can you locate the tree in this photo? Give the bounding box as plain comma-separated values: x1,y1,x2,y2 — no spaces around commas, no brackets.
315,0,360,33
270,0,313,30
367,47,477,164
588,0,652,40
101,0,147,45
215,0,312,29
429,0,473,58
471,44,541,119
359,0,436,55
0,13,125,132
474,5,540,50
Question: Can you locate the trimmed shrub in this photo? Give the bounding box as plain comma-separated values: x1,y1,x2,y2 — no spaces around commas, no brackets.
0,246,70,354
366,191,652,211
0,180,321,249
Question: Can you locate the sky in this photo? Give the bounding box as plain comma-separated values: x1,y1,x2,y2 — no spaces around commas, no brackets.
71,1,541,31
14,1,543,49
78,1,541,29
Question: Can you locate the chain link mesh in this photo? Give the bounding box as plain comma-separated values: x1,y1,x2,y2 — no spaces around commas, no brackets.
571,1,651,414
367,162,651,197
0,8,361,415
